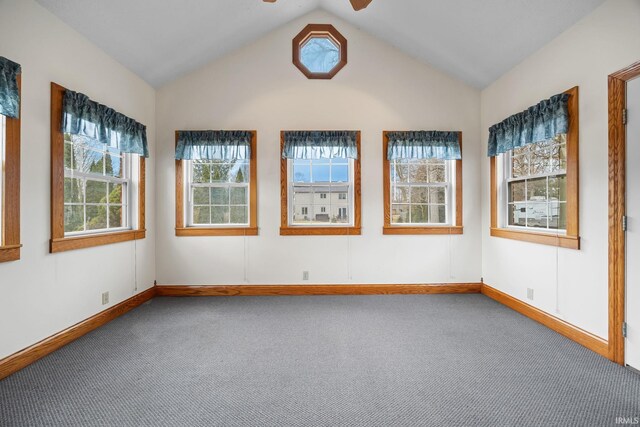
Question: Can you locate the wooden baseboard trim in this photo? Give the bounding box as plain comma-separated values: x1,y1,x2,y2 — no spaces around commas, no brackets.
156,283,483,297
0,287,156,381
481,284,609,358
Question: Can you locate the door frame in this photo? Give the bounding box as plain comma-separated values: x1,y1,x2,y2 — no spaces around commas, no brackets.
608,60,640,364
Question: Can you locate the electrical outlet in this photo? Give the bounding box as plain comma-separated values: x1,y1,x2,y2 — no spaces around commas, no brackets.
101,291,109,305
526,288,534,301
303,271,309,281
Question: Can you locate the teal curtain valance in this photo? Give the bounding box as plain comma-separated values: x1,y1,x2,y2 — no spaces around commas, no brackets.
62,89,149,157
0,57,21,119
282,131,358,159
487,93,569,157
387,131,460,160
175,130,252,160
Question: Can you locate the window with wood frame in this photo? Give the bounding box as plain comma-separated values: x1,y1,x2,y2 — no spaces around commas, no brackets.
280,130,361,236
489,86,579,249
175,130,257,237
383,131,463,235
0,58,21,263
50,83,147,253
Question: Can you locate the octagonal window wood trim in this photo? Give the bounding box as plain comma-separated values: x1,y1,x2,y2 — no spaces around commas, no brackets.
293,24,347,80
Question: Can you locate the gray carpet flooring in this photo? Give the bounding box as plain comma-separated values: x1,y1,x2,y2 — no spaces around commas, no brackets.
1,294,639,426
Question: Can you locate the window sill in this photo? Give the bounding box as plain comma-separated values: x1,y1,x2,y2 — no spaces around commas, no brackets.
280,226,361,236
175,227,258,237
383,226,463,235
0,245,21,262
490,227,580,249
50,229,146,253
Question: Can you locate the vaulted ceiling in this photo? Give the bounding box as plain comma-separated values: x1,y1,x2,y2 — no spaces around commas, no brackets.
36,0,605,89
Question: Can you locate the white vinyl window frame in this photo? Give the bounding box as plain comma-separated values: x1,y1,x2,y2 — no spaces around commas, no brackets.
0,115,5,244
184,159,251,227
388,158,456,226
500,138,568,233
63,135,132,237
287,157,355,227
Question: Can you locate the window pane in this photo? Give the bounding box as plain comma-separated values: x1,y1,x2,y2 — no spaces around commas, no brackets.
526,177,547,201
392,186,410,203
391,163,409,183
211,162,232,182
109,183,123,204
508,181,525,202
230,206,248,224
429,187,446,204
230,162,249,183
211,187,230,205
105,153,122,178
193,206,210,224
331,164,349,183
530,142,550,175
410,205,429,223
293,160,311,182
86,205,107,230
193,187,209,205
508,203,527,226
211,206,230,224
192,162,211,183
550,143,567,173
333,207,349,224
548,175,566,202
230,187,247,205
411,187,429,204
427,164,446,183
511,155,528,178
86,180,107,204
391,204,410,224
109,206,123,228
64,177,83,203
429,205,446,224
312,164,330,183
64,205,84,233
526,202,548,229
409,161,429,183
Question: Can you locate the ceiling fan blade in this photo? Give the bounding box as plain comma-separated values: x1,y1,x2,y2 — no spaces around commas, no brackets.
263,0,277,3
349,0,372,11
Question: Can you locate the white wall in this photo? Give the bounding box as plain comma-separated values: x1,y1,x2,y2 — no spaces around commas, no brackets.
481,0,640,339
156,10,482,285
0,0,156,359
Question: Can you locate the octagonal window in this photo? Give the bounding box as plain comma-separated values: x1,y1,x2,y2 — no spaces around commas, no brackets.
293,24,347,79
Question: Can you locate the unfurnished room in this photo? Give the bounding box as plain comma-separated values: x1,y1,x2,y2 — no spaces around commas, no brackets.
1,0,640,425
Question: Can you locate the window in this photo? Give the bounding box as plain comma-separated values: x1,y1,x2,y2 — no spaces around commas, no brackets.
50,83,146,253
175,131,257,236
505,136,566,231
280,131,361,235
383,131,463,235
0,59,21,263
490,86,579,249
292,24,347,79
63,135,130,234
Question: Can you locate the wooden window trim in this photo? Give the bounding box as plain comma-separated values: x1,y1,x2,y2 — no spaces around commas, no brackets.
292,24,347,80
382,131,463,235
280,130,361,236
489,86,579,249
0,75,21,262
175,131,258,237
49,82,146,253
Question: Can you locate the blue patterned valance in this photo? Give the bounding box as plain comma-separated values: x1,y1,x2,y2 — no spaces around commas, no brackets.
282,131,358,159
175,130,252,160
487,93,569,157
387,131,460,160
62,89,149,157
0,57,21,119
